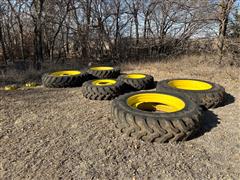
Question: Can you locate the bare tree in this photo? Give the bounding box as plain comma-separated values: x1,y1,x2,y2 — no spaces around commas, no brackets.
0,3,8,64
125,0,141,46
0,0,238,69
44,0,71,62
217,0,236,62
6,0,25,62
28,0,45,69
142,0,157,39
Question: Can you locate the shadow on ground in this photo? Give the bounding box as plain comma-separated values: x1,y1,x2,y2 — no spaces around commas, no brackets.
153,81,158,89
189,110,220,140
220,92,235,107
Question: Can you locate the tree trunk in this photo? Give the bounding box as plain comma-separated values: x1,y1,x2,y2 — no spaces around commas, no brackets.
218,0,236,63
34,25,44,70
134,14,139,46
66,25,70,55
5,23,14,63
19,23,25,61
0,21,8,64
33,0,45,70
218,19,228,62
130,19,133,40
81,0,92,60
114,2,120,56
143,15,148,39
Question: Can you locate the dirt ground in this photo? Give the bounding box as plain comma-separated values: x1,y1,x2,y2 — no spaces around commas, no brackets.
0,59,239,179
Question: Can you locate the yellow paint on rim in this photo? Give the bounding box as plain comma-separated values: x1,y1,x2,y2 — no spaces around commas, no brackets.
92,79,117,86
168,80,212,91
25,82,38,87
90,66,113,71
4,85,18,91
126,73,146,79
50,70,81,76
127,93,185,113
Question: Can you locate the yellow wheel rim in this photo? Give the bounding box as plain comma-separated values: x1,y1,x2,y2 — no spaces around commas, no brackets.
127,93,185,113
4,85,18,91
90,66,113,71
168,80,212,91
50,70,81,76
25,82,38,87
126,73,146,79
92,79,117,86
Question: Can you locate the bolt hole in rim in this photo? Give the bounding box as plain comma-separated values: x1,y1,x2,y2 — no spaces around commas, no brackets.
168,80,212,91
126,73,146,79
50,70,81,76
90,66,114,71
92,79,117,86
127,93,185,113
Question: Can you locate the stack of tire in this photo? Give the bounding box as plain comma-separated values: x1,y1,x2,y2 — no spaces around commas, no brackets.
79,66,122,100
82,66,155,100
41,67,226,143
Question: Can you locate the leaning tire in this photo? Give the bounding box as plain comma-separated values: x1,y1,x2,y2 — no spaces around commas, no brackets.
42,70,89,88
82,79,126,100
156,79,225,109
117,73,154,90
87,66,120,78
112,90,203,143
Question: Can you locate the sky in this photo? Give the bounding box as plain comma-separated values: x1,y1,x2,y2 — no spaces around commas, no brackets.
237,0,240,11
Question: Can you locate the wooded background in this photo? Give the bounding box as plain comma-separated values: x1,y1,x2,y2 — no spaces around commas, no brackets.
0,0,239,70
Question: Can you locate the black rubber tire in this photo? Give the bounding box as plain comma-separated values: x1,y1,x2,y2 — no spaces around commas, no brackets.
117,74,154,90
156,79,225,109
87,67,120,78
42,72,89,88
82,80,127,100
112,90,203,143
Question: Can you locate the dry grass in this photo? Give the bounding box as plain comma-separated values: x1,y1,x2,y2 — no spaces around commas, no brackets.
122,55,239,86
1,55,239,88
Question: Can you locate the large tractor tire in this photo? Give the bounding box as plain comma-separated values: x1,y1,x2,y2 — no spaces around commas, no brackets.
117,73,154,91
42,70,89,88
87,66,120,78
112,90,203,143
82,79,126,100
156,79,225,109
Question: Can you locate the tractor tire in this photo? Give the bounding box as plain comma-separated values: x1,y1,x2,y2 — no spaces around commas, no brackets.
42,70,89,88
118,73,154,90
112,90,203,143
87,66,120,78
82,79,126,100
156,79,225,109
